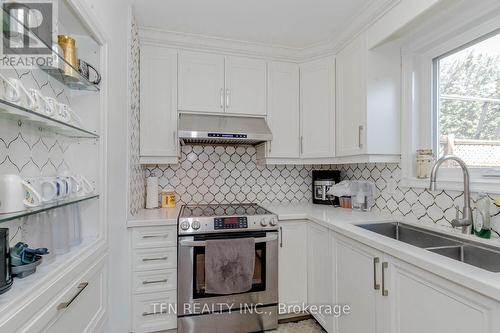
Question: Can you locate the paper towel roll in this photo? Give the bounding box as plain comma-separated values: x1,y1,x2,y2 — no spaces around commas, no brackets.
146,177,159,209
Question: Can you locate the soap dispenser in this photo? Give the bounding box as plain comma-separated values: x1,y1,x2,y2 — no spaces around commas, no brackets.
474,193,491,239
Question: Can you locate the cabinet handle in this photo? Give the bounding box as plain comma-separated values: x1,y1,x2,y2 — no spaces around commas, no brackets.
142,256,168,262
358,125,364,149
142,278,168,285
226,88,230,108
300,136,304,155
142,234,169,239
373,257,380,290
220,88,224,109
57,282,88,310
279,226,283,248
142,310,167,317
381,261,389,296
268,141,272,154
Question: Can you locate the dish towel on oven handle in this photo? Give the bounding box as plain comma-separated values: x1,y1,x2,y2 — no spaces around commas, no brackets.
204,237,256,295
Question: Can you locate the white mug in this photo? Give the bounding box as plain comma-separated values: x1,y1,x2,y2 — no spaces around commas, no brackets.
28,89,55,116
57,103,72,123
55,177,72,198
0,174,42,214
26,177,58,203
60,172,82,196
0,74,34,108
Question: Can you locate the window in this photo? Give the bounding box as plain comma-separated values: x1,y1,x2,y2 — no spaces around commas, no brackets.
433,32,500,168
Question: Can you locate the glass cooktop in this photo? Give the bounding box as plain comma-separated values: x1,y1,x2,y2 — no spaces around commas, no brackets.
180,203,272,218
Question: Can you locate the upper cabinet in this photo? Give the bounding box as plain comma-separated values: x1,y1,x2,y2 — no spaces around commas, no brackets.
225,56,267,115
178,52,266,116
336,32,400,158
140,45,179,164
178,52,225,113
265,62,300,159
300,57,336,158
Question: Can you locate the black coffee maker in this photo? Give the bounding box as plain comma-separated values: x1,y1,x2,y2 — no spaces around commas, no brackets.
312,170,341,205
0,228,13,295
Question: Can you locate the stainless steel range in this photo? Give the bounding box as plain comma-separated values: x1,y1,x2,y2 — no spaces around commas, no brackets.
177,203,279,333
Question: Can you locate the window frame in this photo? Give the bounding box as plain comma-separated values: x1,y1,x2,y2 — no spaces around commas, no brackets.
400,1,500,194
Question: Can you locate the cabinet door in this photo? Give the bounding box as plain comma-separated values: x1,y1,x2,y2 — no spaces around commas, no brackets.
279,221,307,309
140,46,178,162
336,34,366,156
334,234,383,333
308,223,333,331
386,256,500,333
267,62,300,158
300,57,335,158
225,56,267,116
178,51,225,113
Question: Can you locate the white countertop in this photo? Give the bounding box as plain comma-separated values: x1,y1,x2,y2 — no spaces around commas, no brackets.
262,203,500,302
127,207,179,227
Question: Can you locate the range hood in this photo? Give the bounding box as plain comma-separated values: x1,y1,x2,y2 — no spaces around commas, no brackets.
178,113,272,145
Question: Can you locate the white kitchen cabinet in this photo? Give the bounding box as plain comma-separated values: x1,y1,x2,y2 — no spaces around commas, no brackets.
278,220,307,312
178,51,225,113
300,57,335,158
178,52,266,116
386,256,500,333
336,32,400,158
308,223,333,331
140,45,178,164
332,232,500,333
225,56,267,115
262,62,300,159
333,234,384,333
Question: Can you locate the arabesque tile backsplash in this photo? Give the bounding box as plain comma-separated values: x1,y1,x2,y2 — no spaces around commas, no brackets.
142,145,500,235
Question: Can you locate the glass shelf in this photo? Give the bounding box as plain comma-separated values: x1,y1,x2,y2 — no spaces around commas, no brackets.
0,99,99,139
2,6,100,92
0,194,99,224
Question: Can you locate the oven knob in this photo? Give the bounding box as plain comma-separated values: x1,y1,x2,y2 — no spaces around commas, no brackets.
269,218,277,226
180,221,190,230
191,220,201,230
260,218,268,227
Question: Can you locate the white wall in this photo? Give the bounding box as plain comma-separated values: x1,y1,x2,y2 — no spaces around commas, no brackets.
79,0,132,332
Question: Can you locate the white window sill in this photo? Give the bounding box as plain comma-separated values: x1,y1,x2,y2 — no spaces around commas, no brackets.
402,176,500,194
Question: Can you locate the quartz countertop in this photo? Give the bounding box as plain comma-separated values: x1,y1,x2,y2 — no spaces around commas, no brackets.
262,203,500,302
127,207,180,228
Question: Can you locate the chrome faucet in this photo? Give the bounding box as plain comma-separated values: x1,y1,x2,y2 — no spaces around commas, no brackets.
429,155,472,234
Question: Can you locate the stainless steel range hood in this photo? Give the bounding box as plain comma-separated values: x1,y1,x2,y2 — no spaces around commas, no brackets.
178,113,272,145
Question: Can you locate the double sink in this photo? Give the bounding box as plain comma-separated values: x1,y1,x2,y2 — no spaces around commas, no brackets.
357,222,500,273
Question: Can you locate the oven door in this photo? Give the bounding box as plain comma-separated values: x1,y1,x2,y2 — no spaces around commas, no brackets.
177,231,278,316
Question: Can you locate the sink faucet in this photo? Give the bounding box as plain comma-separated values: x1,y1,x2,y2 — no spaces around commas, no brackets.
429,155,472,234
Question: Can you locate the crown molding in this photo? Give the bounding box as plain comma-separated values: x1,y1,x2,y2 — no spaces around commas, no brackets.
138,0,400,62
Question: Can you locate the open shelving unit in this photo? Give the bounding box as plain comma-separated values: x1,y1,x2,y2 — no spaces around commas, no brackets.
0,194,99,224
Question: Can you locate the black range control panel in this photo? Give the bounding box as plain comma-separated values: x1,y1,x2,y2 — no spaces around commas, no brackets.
214,217,248,229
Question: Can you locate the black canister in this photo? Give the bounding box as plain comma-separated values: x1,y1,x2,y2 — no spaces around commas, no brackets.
0,228,13,294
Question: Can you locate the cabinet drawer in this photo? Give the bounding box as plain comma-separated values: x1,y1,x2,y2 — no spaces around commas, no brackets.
132,226,177,249
132,291,177,333
132,269,177,294
20,257,106,333
132,247,176,271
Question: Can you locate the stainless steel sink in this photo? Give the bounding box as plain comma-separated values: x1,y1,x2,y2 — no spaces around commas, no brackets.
357,222,500,273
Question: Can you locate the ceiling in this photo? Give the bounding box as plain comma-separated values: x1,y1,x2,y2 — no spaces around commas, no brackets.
131,0,372,49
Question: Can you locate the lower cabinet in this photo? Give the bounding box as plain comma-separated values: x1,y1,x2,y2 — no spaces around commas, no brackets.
130,225,177,333
308,223,334,331
386,256,500,333
333,233,384,333
18,254,107,333
331,232,500,333
278,220,308,313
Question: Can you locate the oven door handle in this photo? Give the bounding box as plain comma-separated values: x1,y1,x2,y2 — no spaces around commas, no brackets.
179,234,278,247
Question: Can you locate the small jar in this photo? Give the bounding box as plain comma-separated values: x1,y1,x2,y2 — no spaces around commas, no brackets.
416,149,433,179
161,189,176,208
